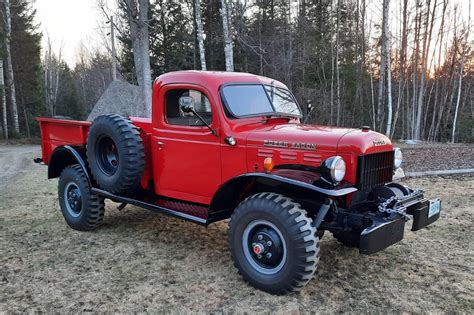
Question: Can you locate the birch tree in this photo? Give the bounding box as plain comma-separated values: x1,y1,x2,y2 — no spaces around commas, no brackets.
377,0,390,133
414,0,436,140
0,60,7,139
451,7,470,143
220,0,234,71
428,0,448,141
383,0,393,136
120,0,152,116
195,0,207,70
385,32,392,137
2,0,19,134
451,53,464,143
43,38,63,116
391,0,409,138
335,0,341,126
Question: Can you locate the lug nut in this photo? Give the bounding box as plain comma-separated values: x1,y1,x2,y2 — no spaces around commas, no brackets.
257,235,263,241
257,254,262,259
267,241,272,246
266,253,272,258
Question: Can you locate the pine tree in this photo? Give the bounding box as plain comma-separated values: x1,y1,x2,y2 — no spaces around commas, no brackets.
0,0,45,137
10,0,45,136
150,0,194,75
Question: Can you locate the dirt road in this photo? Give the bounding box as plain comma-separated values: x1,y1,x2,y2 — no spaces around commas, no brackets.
1,145,473,312
0,145,40,189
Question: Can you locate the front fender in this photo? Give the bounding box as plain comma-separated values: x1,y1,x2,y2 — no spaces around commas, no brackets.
208,172,357,223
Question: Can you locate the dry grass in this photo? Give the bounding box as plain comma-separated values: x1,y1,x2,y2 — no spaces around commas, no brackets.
1,146,473,312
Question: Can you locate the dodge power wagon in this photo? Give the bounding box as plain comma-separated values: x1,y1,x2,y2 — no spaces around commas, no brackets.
36,71,441,294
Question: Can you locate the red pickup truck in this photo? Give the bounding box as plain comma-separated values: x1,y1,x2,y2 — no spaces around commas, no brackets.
37,71,441,294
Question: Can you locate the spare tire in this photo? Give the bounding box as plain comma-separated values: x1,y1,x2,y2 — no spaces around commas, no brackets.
87,114,145,194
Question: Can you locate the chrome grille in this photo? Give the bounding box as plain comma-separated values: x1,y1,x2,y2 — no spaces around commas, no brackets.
356,151,394,191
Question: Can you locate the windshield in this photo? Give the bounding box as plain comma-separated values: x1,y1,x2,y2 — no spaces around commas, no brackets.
221,84,301,118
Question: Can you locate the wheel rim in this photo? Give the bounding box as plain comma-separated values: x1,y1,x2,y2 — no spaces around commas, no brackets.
242,219,287,275
64,182,83,218
96,136,119,175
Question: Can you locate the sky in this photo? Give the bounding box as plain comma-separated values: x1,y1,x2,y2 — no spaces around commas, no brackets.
35,0,110,66
34,0,472,68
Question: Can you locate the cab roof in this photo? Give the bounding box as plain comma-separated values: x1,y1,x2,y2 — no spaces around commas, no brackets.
154,70,288,91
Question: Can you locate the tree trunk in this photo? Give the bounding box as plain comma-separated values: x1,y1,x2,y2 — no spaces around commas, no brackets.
0,60,8,139
195,0,207,70
451,55,464,143
428,0,447,141
370,69,375,129
220,0,234,71
335,0,341,126
330,42,335,125
53,47,62,108
139,0,152,116
384,0,392,136
329,0,335,125
124,0,152,116
391,0,408,139
376,0,389,131
110,16,117,80
411,1,422,138
19,85,30,138
3,0,20,135
415,0,436,140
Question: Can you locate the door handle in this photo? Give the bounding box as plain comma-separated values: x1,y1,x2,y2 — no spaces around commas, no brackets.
157,141,164,150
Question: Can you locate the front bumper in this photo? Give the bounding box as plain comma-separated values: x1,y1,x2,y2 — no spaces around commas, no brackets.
359,196,441,255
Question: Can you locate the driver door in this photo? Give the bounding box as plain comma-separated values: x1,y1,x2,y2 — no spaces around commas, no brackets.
152,84,221,205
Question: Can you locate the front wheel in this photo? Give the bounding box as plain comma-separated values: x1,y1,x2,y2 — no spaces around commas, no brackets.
229,192,320,294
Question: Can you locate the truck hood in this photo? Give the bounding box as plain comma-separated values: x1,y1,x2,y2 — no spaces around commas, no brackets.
246,123,392,154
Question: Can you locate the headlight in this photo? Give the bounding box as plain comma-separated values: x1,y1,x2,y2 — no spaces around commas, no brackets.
394,148,403,169
321,156,346,184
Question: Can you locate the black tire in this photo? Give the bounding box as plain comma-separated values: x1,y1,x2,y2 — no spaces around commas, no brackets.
87,114,145,194
58,165,105,231
229,192,319,294
331,230,361,247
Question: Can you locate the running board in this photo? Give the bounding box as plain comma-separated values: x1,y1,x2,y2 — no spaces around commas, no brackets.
91,188,208,225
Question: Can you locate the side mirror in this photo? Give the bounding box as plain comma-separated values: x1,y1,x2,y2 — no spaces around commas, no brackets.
179,96,195,113
178,94,218,136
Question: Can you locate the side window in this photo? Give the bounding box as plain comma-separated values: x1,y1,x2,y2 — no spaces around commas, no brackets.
165,89,212,126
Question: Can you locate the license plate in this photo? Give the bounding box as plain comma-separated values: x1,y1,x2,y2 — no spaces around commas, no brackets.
428,198,441,218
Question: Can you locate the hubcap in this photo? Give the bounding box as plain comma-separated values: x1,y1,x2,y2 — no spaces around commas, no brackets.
96,136,119,175
252,243,265,255
64,182,82,217
242,220,287,275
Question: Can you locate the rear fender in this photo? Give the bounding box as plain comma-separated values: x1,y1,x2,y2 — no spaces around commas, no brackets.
48,145,90,185
208,172,357,223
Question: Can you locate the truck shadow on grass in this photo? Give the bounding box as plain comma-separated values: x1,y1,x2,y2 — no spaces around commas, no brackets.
97,203,387,284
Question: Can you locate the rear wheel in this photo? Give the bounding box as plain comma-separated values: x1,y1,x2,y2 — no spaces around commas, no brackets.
229,192,319,294
58,165,105,231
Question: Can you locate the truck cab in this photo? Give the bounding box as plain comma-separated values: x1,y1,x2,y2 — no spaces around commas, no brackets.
37,71,441,294
135,71,392,203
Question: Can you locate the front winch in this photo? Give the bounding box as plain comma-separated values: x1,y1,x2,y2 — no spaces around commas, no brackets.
378,188,425,220
369,184,425,220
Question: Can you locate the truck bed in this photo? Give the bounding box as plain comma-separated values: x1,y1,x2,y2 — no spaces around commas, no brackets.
37,118,91,164
37,117,152,164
